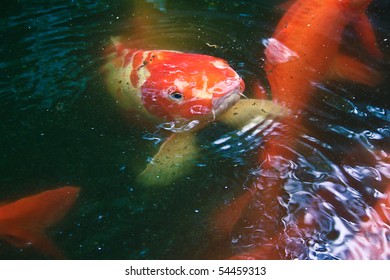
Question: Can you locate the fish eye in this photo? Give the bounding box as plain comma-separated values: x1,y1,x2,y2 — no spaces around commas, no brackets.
169,91,184,101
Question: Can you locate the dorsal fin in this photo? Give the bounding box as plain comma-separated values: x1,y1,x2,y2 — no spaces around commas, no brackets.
353,13,383,59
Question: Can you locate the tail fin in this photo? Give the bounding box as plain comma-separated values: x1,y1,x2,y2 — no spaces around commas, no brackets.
329,53,382,87
354,13,383,59
0,186,80,259
212,190,253,239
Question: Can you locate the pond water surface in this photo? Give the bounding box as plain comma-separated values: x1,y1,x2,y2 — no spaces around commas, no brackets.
1,0,389,259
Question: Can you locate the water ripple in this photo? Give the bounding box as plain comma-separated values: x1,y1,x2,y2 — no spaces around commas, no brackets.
1,0,111,111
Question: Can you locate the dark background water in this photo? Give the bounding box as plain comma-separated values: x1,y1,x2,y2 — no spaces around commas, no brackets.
0,0,389,259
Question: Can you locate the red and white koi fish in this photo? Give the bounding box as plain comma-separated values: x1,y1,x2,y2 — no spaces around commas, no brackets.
262,0,382,109
103,40,245,127
0,186,80,259
103,39,286,187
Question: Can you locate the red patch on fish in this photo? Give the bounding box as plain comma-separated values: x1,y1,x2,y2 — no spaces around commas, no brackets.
103,41,245,124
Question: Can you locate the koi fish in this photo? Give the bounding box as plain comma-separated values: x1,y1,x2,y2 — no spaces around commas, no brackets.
211,180,286,260
212,0,384,259
103,39,286,187
0,186,80,259
263,0,382,109
104,40,245,126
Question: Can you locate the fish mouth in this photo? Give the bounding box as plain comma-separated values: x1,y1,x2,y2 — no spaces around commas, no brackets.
157,88,243,134
212,87,243,119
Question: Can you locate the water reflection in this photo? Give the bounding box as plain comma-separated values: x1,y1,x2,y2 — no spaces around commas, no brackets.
0,0,389,260
223,132,389,259
1,0,113,111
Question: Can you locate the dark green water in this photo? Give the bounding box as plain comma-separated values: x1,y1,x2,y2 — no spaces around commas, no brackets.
0,0,389,259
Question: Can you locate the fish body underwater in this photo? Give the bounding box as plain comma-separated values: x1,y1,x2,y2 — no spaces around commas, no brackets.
263,0,382,110
213,0,384,259
103,39,285,187
0,186,80,259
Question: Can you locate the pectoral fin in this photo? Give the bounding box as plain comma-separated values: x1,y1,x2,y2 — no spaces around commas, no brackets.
329,54,382,87
137,99,286,187
354,13,383,59
217,99,287,128
137,132,199,187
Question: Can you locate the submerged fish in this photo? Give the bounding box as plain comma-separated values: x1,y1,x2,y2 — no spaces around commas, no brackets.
214,0,384,259
0,186,80,259
103,39,286,187
263,0,382,110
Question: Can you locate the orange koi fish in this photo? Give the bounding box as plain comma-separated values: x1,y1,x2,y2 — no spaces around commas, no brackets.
211,181,286,260
0,186,80,259
212,0,384,259
212,190,253,239
263,0,382,109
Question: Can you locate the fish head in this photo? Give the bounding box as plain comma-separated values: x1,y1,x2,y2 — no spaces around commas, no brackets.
140,51,245,124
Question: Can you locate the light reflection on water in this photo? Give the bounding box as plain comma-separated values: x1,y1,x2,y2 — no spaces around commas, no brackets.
0,0,389,259
1,0,113,110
